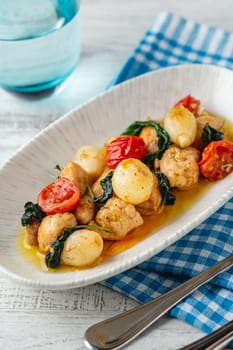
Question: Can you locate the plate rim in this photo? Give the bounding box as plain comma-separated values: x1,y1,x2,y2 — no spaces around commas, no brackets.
1,63,233,290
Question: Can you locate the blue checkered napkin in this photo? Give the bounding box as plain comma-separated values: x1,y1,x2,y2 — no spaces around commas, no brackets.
102,12,233,336
110,12,233,86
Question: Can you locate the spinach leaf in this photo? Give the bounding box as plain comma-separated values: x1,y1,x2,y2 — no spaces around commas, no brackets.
154,171,176,205
94,171,114,204
121,120,170,163
21,202,45,226
45,224,112,268
54,164,62,172
201,123,223,144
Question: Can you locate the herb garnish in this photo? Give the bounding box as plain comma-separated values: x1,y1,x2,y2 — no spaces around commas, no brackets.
21,202,45,226
201,123,223,144
45,224,112,268
54,164,62,172
121,120,170,166
154,170,176,205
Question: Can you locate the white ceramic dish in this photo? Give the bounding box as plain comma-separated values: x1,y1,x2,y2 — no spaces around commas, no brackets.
1,64,233,290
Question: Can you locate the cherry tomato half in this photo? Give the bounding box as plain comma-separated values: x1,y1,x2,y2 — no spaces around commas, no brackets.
106,135,146,169
37,177,80,215
174,94,200,115
199,140,233,181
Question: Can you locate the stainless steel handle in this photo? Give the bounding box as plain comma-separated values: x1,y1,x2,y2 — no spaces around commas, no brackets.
178,319,233,350
84,255,233,350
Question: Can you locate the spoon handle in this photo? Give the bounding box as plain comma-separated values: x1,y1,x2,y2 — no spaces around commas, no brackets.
84,255,233,350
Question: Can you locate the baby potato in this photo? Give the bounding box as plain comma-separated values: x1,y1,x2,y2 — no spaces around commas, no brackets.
164,106,197,148
73,145,106,182
61,229,103,267
112,158,153,205
38,213,77,254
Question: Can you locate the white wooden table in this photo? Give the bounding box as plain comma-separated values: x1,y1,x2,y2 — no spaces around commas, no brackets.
1,1,233,349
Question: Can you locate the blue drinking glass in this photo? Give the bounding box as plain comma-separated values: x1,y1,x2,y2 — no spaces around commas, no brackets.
0,0,81,92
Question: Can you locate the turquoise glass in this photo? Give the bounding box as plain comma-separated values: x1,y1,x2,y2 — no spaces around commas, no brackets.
0,0,81,92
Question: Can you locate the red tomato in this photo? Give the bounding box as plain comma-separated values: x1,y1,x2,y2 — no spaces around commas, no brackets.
106,135,146,169
199,140,233,181
174,94,200,115
37,177,80,215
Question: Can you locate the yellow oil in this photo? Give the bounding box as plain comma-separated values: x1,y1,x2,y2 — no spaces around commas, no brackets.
17,179,211,272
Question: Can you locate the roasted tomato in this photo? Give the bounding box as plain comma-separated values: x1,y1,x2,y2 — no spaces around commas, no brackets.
199,140,233,181
174,94,200,115
38,177,80,215
106,135,146,169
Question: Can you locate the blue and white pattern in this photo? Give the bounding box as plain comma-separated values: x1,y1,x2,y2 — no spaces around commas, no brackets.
103,12,233,335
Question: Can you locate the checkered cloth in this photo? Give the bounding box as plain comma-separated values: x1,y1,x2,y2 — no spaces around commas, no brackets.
102,12,233,336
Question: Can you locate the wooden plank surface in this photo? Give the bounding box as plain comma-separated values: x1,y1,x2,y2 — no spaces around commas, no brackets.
1,1,233,349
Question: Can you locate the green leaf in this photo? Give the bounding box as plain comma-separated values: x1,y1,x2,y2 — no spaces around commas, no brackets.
45,224,112,268
54,164,62,172
201,123,223,144
21,202,45,226
121,120,170,165
94,171,114,204
154,170,176,205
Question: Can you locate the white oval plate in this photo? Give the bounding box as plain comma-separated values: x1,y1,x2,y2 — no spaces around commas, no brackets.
1,64,233,290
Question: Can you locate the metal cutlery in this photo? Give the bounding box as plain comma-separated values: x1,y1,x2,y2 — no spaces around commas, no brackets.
84,255,233,350
178,319,233,350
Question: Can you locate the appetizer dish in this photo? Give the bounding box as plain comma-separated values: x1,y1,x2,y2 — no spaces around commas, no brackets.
20,94,233,271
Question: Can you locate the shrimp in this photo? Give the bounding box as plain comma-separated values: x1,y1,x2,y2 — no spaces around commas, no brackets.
38,212,77,254
92,167,112,198
136,174,162,215
160,145,200,190
74,193,95,224
26,218,40,246
95,197,143,240
60,161,88,196
193,110,225,149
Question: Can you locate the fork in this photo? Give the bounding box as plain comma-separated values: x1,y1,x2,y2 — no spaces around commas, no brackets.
178,319,233,350
84,255,233,350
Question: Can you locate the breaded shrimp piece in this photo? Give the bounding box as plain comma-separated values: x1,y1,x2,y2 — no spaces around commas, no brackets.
95,197,143,240
139,126,159,154
92,168,112,198
60,161,88,196
26,218,40,246
193,110,225,149
38,212,77,254
136,174,162,215
74,193,95,224
160,145,200,190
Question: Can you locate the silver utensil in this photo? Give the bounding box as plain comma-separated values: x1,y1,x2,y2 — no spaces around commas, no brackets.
178,319,233,350
84,255,233,350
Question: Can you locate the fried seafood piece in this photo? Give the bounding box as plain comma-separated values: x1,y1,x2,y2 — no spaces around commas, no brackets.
38,212,77,254
95,197,143,240
92,167,112,198
160,145,200,190
74,193,95,224
60,161,88,196
136,174,162,215
26,218,40,246
193,110,225,149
